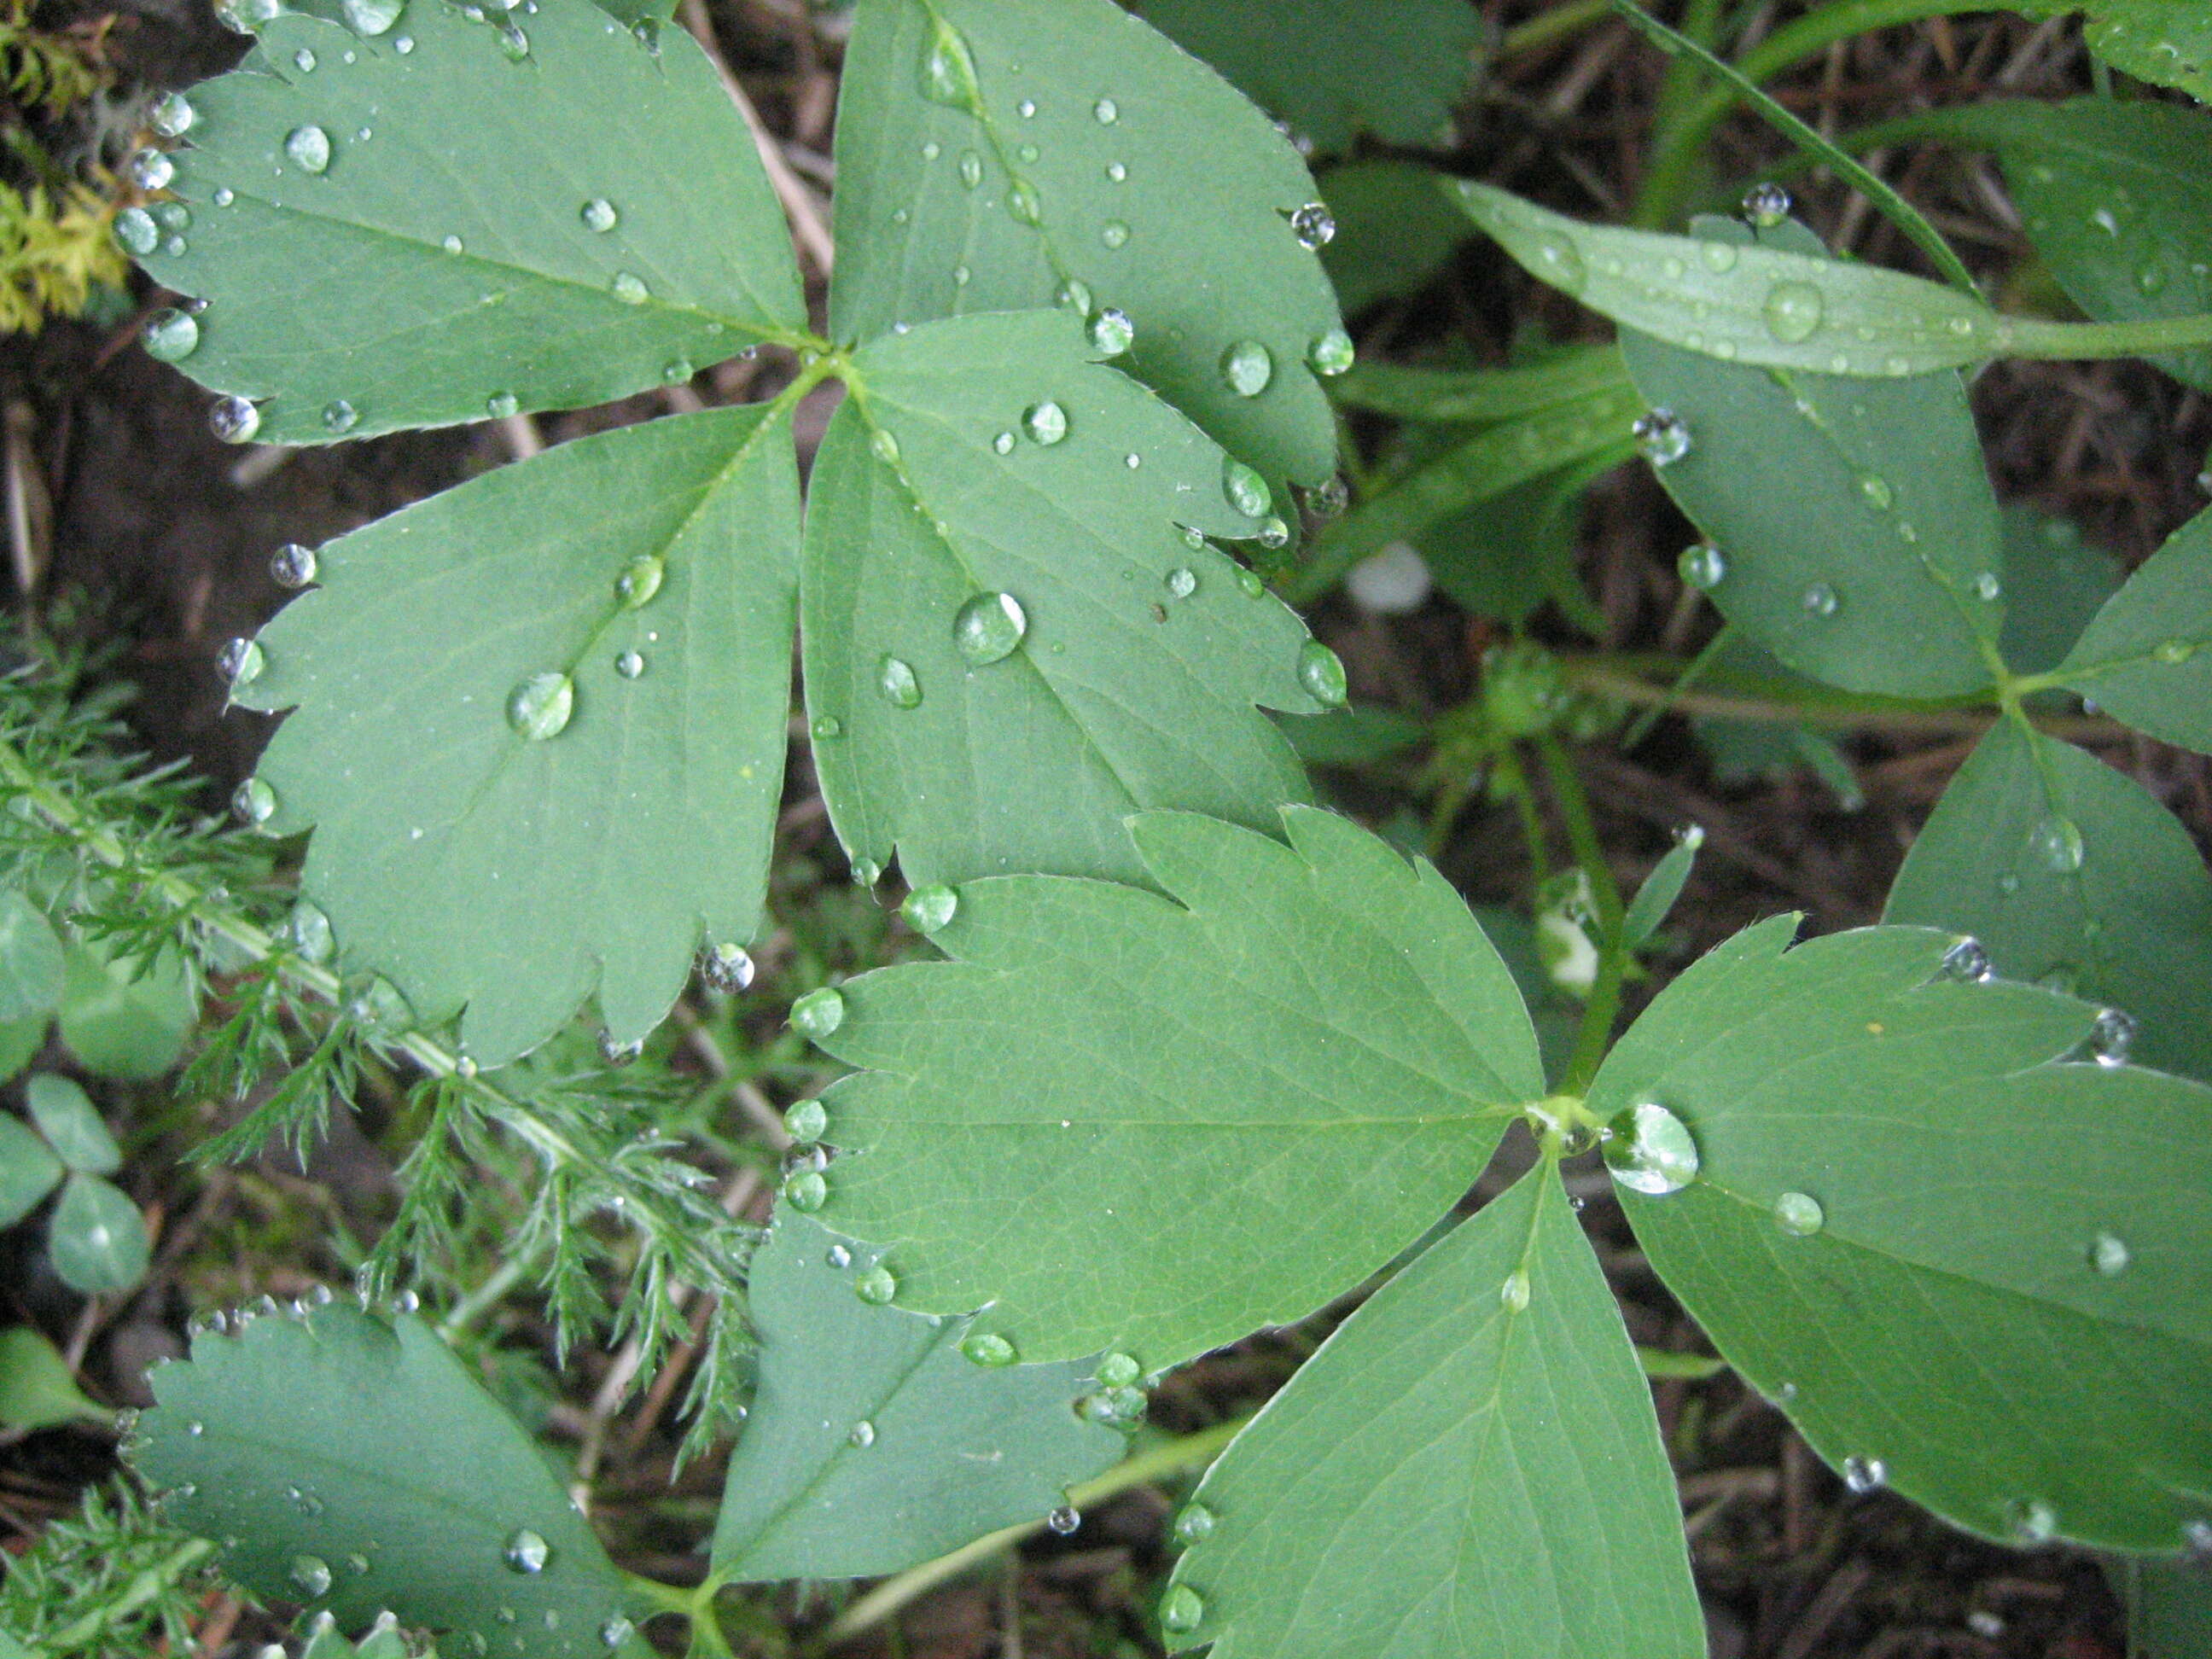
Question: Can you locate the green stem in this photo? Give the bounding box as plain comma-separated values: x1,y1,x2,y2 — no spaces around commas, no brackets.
40,1537,215,1650
1493,744,1552,888
1633,0,2002,229
819,1417,1249,1645
1499,0,1612,61
1998,311,2212,362
1537,736,1627,1097
1617,621,1734,751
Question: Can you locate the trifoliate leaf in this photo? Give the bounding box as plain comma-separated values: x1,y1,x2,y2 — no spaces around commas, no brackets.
234,406,799,1067
0,1326,108,1433
1315,159,1470,315
1995,505,2123,677
56,937,195,1081
806,806,1543,1369
1885,721,2212,1084
1590,917,2212,1551
135,1304,649,1658
1618,219,2001,698
137,0,803,444
2057,504,2212,754
1161,1162,1703,1659
804,308,1317,889
0,892,63,1023
1136,0,1479,155
46,1173,148,1295
711,1214,1120,1580
827,0,1346,497
26,1074,119,1175
0,1113,63,1229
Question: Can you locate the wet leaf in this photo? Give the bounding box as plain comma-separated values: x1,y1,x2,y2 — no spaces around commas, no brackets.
0,893,64,1024
2056,504,2212,754
46,1173,148,1295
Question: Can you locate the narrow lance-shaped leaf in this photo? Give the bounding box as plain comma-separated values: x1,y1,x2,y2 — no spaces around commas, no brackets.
1886,721,2212,1084
1135,0,1480,155
712,1214,1120,1581
2056,504,2212,755
1161,1162,1703,1659
234,405,800,1067
827,0,1348,500
806,307,1318,890
804,806,1543,1371
1589,917,2212,1551
1619,217,2002,698
134,0,804,444
135,1303,651,1657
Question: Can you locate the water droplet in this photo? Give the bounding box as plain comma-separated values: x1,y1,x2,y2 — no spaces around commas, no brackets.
1171,1502,1214,1545
1700,240,1738,274
1046,1505,1080,1534
1974,571,2000,601
1223,459,1271,518
1092,96,1118,123
187,1418,206,1436
610,271,649,305
1529,230,1586,292
218,636,265,689
1220,340,1273,399
209,396,262,444
1295,639,1347,707
617,553,663,608
847,1419,876,1448
342,0,403,32
598,1030,643,1067
2135,262,2168,296
1604,1100,1700,1195
1773,1190,1825,1237
149,93,196,138
1841,1455,1886,1494
1296,329,1355,383
920,15,981,109
792,986,846,1042
2028,814,2083,873
783,1167,827,1211
1007,178,1042,225
878,655,922,709
954,592,1027,666
394,32,412,50
1802,583,1840,618
1632,409,1691,466
1097,1352,1141,1387
955,148,984,189
1022,400,1068,445
2087,1228,2130,1277
2090,1008,2135,1068
610,649,646,681
1160,1585,1204,1634
2011,1499,2058,1543
1940,937,1991,982
852,1263,897,1305
1087,306,1133,355
600,1614,635,1648
992,430,1016,455
1761,279,1825,343
1016,97,1036,119
114,208,160,256
870,428,901,466
1104,160,1126,183
1286,201,1336,251
811,713,843,740
503,1528,551,1575
293,45,317,70
289,1555,334,1597
1852,473,1895,512
2154,637,2197,665
143,307,201,364
127,148,176,192
1678,544,1725,591
504,672,574,741
2185,1519,2212,1562
962,1331,1018,1367
284,125,332,175
1164,568,1197,600
1743,182,1792,227
579,197,619,234
1307,474,1350,518
701,943,754,994
1499,1267,1531,1313
1100,219,1130,249
442,234,465,255
853,856,882,888
902,883,958,934
486,390,520,420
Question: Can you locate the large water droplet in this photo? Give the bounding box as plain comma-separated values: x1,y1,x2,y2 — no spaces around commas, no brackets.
1802,583,1840,618
783,1099,828,1144
783,1167,827,1211
1092,96,1118,124
1022,400,1068,445
1678,544,1726,591
919,15,981,109
958,148,984,189
114,208,160,257
503,1528,551,1575
506,672,574,740
1087,306,1133,356
289,1554,334,1597
1632,409,1691,466
792,986,846,1041
293,45,317,71
2028,813,2083,873
218,636,265,689
1773,1190,1825,1237
2087,1228,2130,1276
1164,567,1198,601
580,197,618,233
1841,1455,1886,1494
961,1331,1017,1367
2090,1008,2135,1068
1762,279,1825,343
1308,328,1355,377
1296,639,1347,707
1529,230,1586,293
1856,473,1895,510
901,884,958,934
143,308,200,363
1223,459,1271,519
1160,1585,1204,1634
1742,182,1792,227
1171,1502,1215,1545
615,552,662,608
1046,1505,1080,1534
847,1419,876,1449
209,396,262,445
701,943,754,995
1499,1267,1531,1313
954,591,1027,665
127,148,175,192
610,271,649,305
878,655,922,709
1100,219,1130,249
1220,340,1273,399
1006,178,1042,225
285,125,332,175
854,1263,897,1305
486,391,520,419
342,0,403,32
149,93,196,138
2011,1499,2058,1544
1604,1101,1700,1195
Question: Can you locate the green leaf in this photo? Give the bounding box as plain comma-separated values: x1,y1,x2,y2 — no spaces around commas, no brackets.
1591,917,2212,1551
1954,97,2212,392
1885,720,2212,1083
1315,159,1470,315
56,938,195,1081
1623,828,1703,949
2077,1,2212,103
235,406,799,1066
1996,504,2123,678
0,1016,43,1086
1618,221,2002,698
2056,504,2212,754
826,0,1346,495
26,1074,120,1175
0,1326,109,1433
135,1304,648,1657
143,0,803,445
807,806,1542,1369
46,1173,149,1295
1328,344,1628,423
1161,1163,1703,1659
0,1112,62,1229
1416,457,1615,628
804,309,1316,889
1134,0,1478,155
0,892,64,1023
1451,181,2011,375
1276,704,1424,767
2116,1553,2212,1658
711,1214,1120,1580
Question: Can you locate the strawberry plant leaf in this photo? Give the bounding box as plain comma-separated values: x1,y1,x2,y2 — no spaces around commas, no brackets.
137,0,804,445
1590,918,2212,1550
1995,505,2123,677
1886,721,2212,1083
0,1114,63,1229
1618,220,2002,698
46,1173,148,1294
806,806,1543,1369
0,892,63,1022
233,406,799,1067
805,309,1318,889
826,0,1347,498
1134,0,1479,155
711,1214,1120,1580
1161,1162,1703,1659
135,1303,649,1657
2056,504,2212,754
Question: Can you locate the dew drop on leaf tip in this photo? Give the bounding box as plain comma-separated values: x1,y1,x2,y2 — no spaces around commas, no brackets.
1677,543,1725,591
1087,306,1133,355
1743,182,1791,228
1171,1502,1215,1545
783,1167,828,1212
2089,1009,2135,1068
785,1097,828,1143
1840,1455,1886,1494
1047,1505,1080,1534
232,776,276,827
791,986,847,1042
1295,639,1348,707
701,942,754,995
1288,201,1335,249
217,636,264,689
148,92,195,137
208,396,262,445
1632,409,1691,467
1160,1584,1205,1634
1938,937,1990,982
